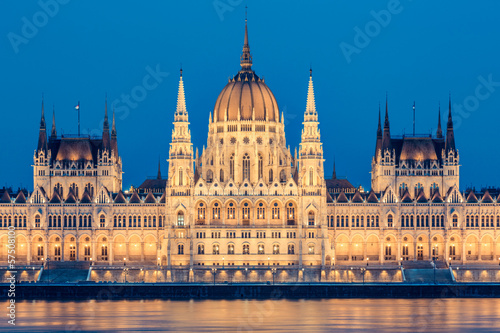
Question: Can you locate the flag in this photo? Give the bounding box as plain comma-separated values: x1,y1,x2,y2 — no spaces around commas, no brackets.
75,102,80,110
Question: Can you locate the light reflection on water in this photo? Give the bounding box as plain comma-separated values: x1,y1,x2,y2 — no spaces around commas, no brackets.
3,298,500,332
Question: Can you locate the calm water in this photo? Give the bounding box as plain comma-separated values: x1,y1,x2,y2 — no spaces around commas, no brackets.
3,299,500,332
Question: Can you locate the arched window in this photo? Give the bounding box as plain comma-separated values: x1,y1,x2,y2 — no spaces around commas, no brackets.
213,244,220,255
178,244,184,255
452,214,458,228
414,183,423,197
273,244,280,254
286,202,295,224
227,202,235,219
308,244,315,254
272,202,280,219
177,212,184,226
212,203,220,219
280,169,286,182
242,154,250,180
309,168,314,186
242,244,250,254
288,244,295,254
258,244,265,254
387,214,393,228
258,154,263,180
269,169,273,182
198,244,204,254
228,244,234,254
308,211,315,226
85,183,94,197
70,183,79,197
197,203,206,222
35,215,40,228
54,183,63,197
229,154,235,180
206,169,213,183
220,169,224,182
257,202,265,219
179,168,183,186
242,202,250,221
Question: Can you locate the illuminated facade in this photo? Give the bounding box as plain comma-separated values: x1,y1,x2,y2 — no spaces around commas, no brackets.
1,20,499,269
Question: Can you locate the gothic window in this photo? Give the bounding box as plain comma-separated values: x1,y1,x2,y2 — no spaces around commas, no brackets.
229,154,235,180
258,244,265,254
308,212,315,226
198,244,204,254
242,154,250,180
70,183,79,197
272,203,280,219
177,212,184,226
309,168,314,186
178,244,184,255
179,168,183,186
399,183,407,197
206,169,213,183
197,203,206,221
220,169,224,182
269,169,273,182
288,244,295,254
308,244,315,254
54,183,63,197
387,214,393,228
430,183,439,196
227,202,235,219
452,214,458,228
414,183,423,197
287,203,295,222
212,203,220,219
258,154,263,180
228,244,234,255
85,183,94,197
213,244,220,255
243,244,250,254
280,170,286,182
242,202,250,220
273,244,280,254
35,215,40,228
257,202,265,219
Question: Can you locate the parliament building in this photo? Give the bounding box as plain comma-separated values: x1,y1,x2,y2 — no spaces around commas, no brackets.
1,20,499,271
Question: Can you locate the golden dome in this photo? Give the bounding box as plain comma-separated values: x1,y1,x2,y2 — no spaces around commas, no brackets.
213,16,279,123
214,72,279,122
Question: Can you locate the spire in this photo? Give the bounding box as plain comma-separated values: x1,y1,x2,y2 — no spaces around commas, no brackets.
446,94,456,152
175,68,188,119
375,103,383,157
111,107,116,136
332,159,337,179
157,158,162,180
304,68,317,119
110,107,118,159
382,94,392,151
102,95,110,150
436,103,443,138
37,95,47,152
51,105,57,138
240,7,252,71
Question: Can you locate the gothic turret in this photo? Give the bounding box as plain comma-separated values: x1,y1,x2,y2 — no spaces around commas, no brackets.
436,104,443,139
50,106,57,139
111,107,118,159
240,11,252,71
37,97,48,153
375,104,382,158
381,96,392,152
102,96,110,151
445,96,455,152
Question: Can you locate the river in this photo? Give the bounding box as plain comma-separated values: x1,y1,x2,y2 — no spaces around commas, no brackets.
3,298,500,332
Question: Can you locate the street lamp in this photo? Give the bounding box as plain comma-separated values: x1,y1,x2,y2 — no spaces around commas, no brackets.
271,268,277,285
361,267,366,285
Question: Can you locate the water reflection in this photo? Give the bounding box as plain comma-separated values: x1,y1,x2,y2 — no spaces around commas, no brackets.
3,298,500,332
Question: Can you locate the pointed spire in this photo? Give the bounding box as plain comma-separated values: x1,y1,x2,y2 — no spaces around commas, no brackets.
110,106,118,159
382,93,392,151
51,105,57,138
175,68,188,119
37,95,48,152
446,94,456,152
305,68,317,119
375,103,383,157
332,159,337,179
157,158,162,180
111,107,116,136
436,103,443,138
102,95,110,150
240,7,253,71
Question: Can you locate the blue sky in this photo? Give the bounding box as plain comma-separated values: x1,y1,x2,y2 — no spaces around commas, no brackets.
1,0,500,191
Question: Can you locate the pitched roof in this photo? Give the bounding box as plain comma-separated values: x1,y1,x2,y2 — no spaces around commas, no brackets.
15,191,26,203
144,191,156,203
466,190,478,203
114,191,126,204
352,190,364,203
0,191,11,203
129,190,141,203
49,191,61,204
138,178,167,191
416,189,428,203
65,189,77,203
336,191,348,203
401,189,413,203
80,189,92,203
366,190,379,203
159,191,166,203
431,190,443,203
482,190,493,203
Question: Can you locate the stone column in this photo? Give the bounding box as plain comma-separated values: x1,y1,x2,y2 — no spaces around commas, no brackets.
27,241,31,265
44,239,49,261
413,241,417,261
478,239,482,262
363,241,367,261
76,241,80,261
92,238,96,263
125,242,129,262
61,238,65,262
462,239,466,265
380,241,384,265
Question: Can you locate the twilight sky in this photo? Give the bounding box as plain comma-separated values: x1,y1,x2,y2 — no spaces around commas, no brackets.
1,0,500,191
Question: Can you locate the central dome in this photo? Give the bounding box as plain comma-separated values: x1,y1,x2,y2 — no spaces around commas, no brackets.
214,71,279,122
213,17,279,123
